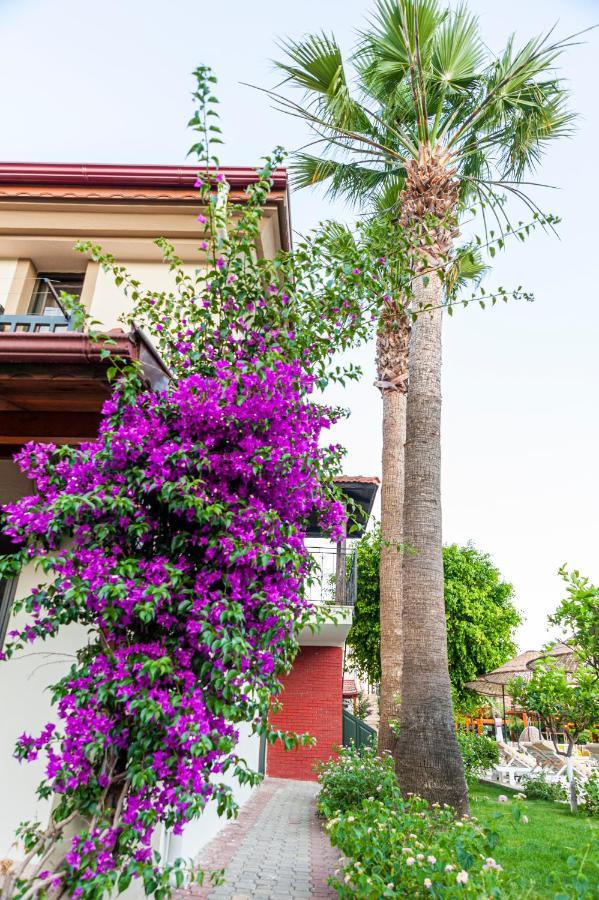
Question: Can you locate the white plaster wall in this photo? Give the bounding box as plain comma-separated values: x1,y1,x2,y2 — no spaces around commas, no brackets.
0,260,17,312
88,262,201,331
166,723,261,863
0,461,87,860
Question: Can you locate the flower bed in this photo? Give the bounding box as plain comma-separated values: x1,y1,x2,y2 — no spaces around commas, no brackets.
326,793,505,897
318,749,505,897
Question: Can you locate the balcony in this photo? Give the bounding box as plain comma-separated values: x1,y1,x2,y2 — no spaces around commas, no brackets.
306,544,358,607
0,274,83,333
0,312,75,333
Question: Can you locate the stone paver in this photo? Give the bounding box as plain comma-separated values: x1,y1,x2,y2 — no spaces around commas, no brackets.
175,778,339,900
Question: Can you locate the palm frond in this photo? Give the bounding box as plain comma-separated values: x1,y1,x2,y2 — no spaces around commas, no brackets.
358,0,444,136
446,26,581,153
430,4,486,91
276,33,345,96
446,244,489,293
275,33,370,134
498,89,576,179
371,175,406,218
290,154,395,206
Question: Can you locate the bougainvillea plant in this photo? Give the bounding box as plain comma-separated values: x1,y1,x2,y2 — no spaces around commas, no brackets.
0,67,402,899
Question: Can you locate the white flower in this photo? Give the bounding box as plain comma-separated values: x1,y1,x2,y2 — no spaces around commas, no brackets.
406,857,416,866
483,858,503,872
456,871,469,885
377,784,383,791
521,815,529,824
346,816,355,823
455,821,464,827
427,856,437,864
417,854,424,861
368,796,375,802
386,884,394,890
401,848,413,854
497,795,509,803
424,879,433,889
445,864,455,873
367,827,373,834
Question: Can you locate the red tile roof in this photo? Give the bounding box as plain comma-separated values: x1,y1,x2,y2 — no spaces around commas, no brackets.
334,476,380,485
343,678,359,698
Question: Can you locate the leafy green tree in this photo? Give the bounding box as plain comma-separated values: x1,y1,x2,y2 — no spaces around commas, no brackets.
443,544,520,699
510,659,599,813
275,0,575,813
347,530,520,698
552,567,599,676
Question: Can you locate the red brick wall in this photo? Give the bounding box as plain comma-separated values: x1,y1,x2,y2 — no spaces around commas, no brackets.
266,645,343,781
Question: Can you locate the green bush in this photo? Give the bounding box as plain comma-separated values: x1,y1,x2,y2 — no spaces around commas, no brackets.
519,771,567,802
326,793,505,898
582,770,599,817
315,745,397,818
354,694,373,721
456,731,500,778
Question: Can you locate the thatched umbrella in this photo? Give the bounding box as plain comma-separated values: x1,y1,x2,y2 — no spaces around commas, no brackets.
526,642,579,673
465,650,541,721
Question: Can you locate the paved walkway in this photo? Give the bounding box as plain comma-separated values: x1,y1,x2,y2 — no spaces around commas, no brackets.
176,779,339,899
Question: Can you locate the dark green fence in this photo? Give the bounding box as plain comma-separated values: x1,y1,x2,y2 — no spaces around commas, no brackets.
342,708,376,750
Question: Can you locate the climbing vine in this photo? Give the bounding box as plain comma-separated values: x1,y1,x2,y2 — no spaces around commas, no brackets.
0,66,400,899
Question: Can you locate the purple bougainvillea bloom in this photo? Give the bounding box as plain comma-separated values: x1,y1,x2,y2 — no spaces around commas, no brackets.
3,356,345,893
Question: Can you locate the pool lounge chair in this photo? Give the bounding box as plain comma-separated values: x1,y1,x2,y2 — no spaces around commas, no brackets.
521,741,567,780
492,742,536,787
583,744,599,766
524,741,593,780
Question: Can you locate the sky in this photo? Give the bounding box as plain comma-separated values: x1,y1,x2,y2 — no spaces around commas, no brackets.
0,0,597,650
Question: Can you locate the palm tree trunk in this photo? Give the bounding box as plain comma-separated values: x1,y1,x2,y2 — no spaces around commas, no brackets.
378,387,406,754
396,271,469,815
376,310,409,756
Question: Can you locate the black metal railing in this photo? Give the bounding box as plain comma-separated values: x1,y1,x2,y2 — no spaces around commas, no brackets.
0,275,83,333
306,544,358,607
0,313,74,333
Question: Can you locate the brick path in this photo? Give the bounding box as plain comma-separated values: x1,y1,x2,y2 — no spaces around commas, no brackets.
176,778,339,899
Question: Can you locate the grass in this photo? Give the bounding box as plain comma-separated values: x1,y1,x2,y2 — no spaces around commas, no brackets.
469,781,599,898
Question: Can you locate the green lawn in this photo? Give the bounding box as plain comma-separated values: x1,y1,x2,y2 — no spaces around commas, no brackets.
469,781,599,898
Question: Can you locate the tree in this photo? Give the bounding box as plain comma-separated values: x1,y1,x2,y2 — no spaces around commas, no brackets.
551,567,599,676
510,659,599,813
347,533,520,698
275,0,574,812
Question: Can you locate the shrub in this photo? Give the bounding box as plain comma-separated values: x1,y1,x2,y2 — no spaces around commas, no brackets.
326,793,505,898
354,695,372,721
582,770,599,817
456,731,500,778
315,745,397,818
520,772,567,802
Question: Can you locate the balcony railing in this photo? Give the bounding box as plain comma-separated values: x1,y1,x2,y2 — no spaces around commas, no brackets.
0,275,83,333
306,544,358,607
0,313,75,333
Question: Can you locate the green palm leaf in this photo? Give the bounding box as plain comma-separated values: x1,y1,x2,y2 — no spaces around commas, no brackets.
290,154,397,206
430,4,485,91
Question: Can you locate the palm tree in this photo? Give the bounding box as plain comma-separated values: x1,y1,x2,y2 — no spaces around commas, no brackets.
274,0,575,812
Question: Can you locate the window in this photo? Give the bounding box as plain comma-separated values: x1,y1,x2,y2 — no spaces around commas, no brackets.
28,273,85,317
0,532,19,651
0,576,17,652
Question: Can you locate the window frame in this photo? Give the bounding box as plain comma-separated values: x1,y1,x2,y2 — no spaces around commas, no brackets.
27,273,85,316
0,576,18,651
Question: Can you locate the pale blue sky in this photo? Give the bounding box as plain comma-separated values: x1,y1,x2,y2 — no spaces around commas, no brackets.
0,0,597,649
